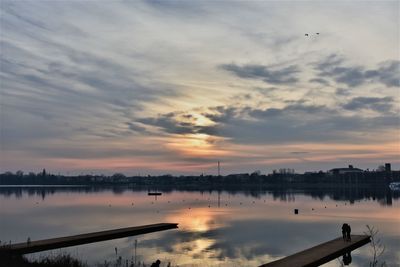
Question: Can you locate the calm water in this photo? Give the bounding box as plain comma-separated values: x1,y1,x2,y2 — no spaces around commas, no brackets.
0,186,399,267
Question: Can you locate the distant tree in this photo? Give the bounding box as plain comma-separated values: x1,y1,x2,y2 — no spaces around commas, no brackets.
111,173,126,182
16,170,24,177
279,168,295,175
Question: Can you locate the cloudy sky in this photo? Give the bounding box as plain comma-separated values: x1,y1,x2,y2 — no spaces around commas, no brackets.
0,1,399,175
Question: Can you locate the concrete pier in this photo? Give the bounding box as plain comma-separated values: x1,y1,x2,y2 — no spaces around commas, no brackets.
259,235,371,267
1,223,178,254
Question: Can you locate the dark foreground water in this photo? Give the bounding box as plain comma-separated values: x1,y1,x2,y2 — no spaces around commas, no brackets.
0,186,399,267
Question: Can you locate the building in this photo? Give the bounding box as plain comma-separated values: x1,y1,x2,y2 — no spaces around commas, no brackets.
328,165,363,175
385,163,391,172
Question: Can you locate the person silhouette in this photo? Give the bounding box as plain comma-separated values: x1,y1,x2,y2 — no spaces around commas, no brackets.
341,223,348,241
346,224,352,241
343,252,352,265
151,259,161,267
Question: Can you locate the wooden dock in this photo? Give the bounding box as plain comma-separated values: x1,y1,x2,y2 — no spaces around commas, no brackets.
0,223,178,255
259,235,370,267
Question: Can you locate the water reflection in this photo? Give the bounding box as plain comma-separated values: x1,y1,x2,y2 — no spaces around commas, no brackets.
0,185,397,206
342,252,352,265
0,186,398,266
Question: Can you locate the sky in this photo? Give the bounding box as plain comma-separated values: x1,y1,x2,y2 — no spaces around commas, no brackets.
0,0,399,175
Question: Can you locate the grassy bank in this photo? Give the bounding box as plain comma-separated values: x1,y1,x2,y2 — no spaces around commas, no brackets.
0,253,86,267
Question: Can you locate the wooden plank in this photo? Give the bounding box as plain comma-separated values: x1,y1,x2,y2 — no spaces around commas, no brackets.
0,223,178,255
259,235,370,267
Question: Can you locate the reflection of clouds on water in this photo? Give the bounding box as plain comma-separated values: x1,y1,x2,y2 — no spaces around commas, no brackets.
1,188,399,266
138,229,279,266
166,207,226,232
138,218,400,266
142,207,226,264
136,218,337,261
350,235,400,267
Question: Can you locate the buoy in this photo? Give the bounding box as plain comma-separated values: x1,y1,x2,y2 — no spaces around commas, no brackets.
294,209,299,214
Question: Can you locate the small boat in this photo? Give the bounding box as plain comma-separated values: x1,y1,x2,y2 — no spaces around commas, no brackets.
148,192,162,196
389,182,400,191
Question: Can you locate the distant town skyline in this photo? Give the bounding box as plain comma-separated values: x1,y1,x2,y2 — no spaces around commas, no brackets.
1,1,399,175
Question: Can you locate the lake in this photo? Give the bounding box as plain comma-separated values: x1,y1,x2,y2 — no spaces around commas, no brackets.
0,186,399,266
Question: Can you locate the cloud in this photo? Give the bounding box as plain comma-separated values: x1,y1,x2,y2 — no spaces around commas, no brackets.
290,151,309,155
342,96,395,113
137,112,221,138
220,63,299,85
0,6,179,149
125,122,147,133
248,104,329,118
335,88,350,96
139,102,399,145
137,112,197,135
309,78,330,86
202,106,239,123
315,54,400,88
1,1,399,173
370,60,400,87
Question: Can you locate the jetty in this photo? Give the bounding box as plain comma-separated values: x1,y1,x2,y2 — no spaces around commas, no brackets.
259,235,370,267
1,223,178,255
148,192,162,196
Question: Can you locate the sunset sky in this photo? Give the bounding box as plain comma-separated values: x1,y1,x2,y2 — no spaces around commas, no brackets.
1,1,399,175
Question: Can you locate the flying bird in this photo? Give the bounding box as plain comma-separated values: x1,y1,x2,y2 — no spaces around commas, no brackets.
316,32,320,35
305,33,309,36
